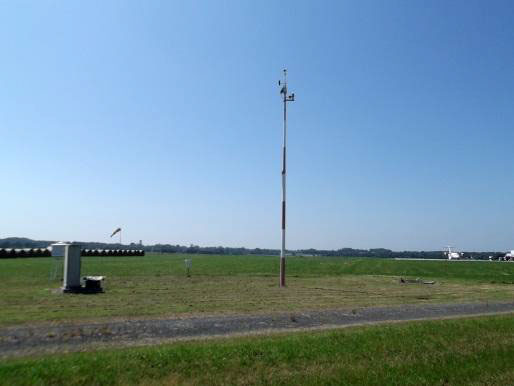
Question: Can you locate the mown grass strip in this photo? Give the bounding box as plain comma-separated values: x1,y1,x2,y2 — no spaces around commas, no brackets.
1,314,514,385
1,255,514,326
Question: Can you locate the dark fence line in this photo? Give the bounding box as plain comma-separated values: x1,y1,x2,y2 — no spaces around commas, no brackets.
0,249,145,258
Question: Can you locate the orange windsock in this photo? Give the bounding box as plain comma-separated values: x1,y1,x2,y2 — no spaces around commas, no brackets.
110,227,121,237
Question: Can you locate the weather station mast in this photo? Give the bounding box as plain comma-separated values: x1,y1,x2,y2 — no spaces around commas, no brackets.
279,69,295,287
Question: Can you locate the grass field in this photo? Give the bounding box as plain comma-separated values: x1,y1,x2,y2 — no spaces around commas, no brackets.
1,254,514,327
1,314,514,385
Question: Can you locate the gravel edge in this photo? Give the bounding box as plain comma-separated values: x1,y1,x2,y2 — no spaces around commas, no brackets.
1,301,514,359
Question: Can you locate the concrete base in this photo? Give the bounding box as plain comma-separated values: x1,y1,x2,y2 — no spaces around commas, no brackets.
61,286,104,294
61,286,83,294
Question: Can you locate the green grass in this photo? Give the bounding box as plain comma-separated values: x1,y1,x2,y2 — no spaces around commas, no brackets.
2,314,514,385
1,254,514,326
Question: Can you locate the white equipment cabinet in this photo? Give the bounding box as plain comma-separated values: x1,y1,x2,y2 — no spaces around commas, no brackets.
61,243,82,292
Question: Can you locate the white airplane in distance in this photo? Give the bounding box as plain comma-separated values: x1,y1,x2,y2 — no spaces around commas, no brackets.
444,246,464,260
500,250,514,261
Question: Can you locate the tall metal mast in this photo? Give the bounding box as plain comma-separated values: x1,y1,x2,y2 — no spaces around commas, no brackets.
279,69,295,287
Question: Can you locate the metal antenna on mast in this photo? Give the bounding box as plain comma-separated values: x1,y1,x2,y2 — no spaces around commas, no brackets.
278,69,295,287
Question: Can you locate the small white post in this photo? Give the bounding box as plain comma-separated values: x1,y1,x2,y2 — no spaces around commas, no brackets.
185,259,192,277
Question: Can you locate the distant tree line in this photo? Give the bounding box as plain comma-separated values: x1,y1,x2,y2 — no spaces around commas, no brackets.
147,244,279,256
294,248,503,260
0,237,504,260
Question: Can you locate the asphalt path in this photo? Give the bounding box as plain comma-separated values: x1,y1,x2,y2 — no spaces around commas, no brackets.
1,302,514,359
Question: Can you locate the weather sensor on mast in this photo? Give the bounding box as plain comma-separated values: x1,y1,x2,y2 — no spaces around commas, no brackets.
278,69,295,287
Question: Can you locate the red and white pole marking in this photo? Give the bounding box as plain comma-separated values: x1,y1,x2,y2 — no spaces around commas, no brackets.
279,69,294,287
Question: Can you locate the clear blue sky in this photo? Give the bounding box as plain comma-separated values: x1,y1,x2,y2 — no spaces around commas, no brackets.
1,1,513,251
